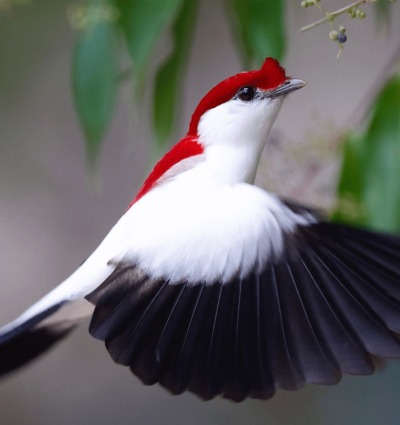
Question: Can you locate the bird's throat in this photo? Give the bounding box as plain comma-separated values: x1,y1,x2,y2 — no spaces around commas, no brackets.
203,143,264,185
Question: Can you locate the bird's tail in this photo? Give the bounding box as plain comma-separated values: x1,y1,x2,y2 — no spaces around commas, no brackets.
0,252,115,377
0,295,94,377
0,207,133,377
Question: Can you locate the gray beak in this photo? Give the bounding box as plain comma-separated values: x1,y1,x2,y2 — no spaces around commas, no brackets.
268,78,306,97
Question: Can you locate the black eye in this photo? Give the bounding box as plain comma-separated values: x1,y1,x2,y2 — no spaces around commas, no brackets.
237,86,256,102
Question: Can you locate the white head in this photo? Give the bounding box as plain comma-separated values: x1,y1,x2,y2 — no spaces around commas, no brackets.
132,58,305,203
126,59,308,283
189,58,306,184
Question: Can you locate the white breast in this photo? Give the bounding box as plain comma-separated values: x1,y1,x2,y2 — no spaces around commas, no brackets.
112,174,314,285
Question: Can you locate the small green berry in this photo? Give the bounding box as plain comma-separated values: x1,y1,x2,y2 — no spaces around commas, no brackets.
357,9,366,18
348,7,357,18
329,30,338,40
301,0,308,7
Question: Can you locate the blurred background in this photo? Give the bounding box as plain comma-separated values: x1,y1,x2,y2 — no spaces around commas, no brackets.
0,0,400,424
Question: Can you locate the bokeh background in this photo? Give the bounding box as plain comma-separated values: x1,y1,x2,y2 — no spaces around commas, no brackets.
1,0,400,424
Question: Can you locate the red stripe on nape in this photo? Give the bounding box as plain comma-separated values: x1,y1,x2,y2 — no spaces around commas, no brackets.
129,136,204,207
188,57,287,136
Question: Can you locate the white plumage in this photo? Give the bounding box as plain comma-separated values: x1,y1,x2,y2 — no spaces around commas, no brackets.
117,183,315,285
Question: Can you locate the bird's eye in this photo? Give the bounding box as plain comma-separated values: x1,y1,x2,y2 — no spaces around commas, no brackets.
237,86,256,102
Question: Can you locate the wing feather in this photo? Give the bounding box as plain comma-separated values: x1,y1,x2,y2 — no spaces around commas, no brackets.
284,261,340,384
312,247,400,358
297,252,374,375
267,266,304,390
188,284,227,400
159,284,204,394
87,212,400,401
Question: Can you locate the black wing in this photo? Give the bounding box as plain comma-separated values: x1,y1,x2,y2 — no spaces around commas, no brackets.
86,220,400,402
0,303,77,377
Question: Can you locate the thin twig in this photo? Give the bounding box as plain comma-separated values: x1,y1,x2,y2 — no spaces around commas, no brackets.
300,0,371,32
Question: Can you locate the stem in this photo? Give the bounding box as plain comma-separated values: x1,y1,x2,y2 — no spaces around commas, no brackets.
300,0,370,32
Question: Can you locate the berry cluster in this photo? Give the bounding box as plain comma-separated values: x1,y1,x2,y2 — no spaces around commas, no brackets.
299,0,382,57
329,27,347,44
348,7,367,19
300,0,321,7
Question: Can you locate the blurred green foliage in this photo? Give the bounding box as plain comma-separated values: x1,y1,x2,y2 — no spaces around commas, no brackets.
375,0,395,20
71,0,286,162
72,4,118,164
116,0,184,87
229,0,285,67
334,73,400,232
153,0,200,146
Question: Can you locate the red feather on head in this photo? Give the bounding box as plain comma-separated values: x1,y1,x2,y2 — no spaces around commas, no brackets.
130,58,286,206
188,58,287,136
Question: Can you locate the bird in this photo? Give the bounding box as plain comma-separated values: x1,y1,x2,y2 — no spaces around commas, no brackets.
1,57,400,402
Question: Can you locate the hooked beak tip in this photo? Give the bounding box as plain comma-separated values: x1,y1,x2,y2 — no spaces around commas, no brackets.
268,78,306,97
289,78,307,90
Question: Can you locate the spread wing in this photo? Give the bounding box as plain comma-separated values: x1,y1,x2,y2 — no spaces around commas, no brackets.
86,212,400,402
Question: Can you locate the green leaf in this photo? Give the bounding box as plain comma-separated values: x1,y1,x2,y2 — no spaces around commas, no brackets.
72,4,119,164
115,0,184,85
333,132,366,226
334,74,400,232
229,0,286,66
362,74,400,232
152,0,199,146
